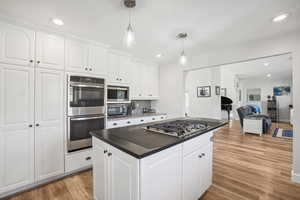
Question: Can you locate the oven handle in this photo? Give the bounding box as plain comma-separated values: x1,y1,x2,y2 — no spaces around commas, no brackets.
70,83,104,88
70,116,105,121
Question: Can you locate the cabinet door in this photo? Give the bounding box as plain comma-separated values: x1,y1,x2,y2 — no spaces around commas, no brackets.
199,143,213,195
109,145,139,200
130,61,142,99
0,64,34,192
89,45,107,76
93,139,109,200
36,32,65,70
65,39,89,73
140,145,182,200
183,148,202,200
118,55,131,84
148,65,159,98
107,53,120,83
0,22,35,67
35,69,64,181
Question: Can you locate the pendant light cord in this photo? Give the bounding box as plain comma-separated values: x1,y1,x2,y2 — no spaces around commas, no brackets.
128,8,132,26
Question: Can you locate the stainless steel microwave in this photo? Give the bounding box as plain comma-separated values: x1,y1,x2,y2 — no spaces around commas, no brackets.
107,86,130,103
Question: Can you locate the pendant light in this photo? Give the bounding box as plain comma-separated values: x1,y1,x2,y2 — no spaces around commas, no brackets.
124,0,136,48
177,33,188,66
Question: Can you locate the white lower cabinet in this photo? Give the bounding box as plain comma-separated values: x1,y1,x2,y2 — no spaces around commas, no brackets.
34,69,64,181
183,143,213,200
93,139,139,200
93,131,214,200
140,145,182,200
0,65,64,194
0,64,35,193
65,149,93,173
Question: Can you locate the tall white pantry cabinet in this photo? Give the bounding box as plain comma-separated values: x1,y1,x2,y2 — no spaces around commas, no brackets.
0,23,64,194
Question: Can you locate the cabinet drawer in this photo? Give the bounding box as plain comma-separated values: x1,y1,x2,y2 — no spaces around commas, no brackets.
183,131,213,156
65,149,92,173
107,119,137,129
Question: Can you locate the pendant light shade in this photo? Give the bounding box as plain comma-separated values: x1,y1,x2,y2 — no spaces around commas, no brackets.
124,23,135,48
177,33,188,66
180,51,187,66
124,0,136,48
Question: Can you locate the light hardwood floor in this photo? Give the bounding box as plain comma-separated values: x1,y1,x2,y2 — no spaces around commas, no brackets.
7,120,300,200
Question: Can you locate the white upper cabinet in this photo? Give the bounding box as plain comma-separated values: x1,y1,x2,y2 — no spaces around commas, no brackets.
130,61,159,100
0,23,35,67
35,32,65,70
65,39,89,73
89,44,108,76
34,69,64,181
129,61,142,99
65,38,107,76
118,55,132,84
0,64,35,193
107,52,120,82
107,52,131,84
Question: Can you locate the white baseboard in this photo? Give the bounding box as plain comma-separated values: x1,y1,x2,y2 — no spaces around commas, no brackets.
292,170,300,184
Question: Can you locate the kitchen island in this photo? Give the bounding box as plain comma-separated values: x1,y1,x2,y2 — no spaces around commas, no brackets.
91,118,226,200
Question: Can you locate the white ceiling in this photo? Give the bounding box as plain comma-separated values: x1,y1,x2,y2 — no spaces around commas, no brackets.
221,54,293,80
0,0,299,64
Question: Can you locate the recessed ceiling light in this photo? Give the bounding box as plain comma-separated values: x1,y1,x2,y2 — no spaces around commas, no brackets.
272,13,289,22
264,63,270,66
267,74,272,78
156,54,162,58
52,18,64,26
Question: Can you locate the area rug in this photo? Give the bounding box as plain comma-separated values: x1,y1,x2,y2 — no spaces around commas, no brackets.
273,128,293,139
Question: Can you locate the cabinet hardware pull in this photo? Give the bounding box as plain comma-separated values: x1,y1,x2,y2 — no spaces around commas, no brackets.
85,157,91,160
29,60,33,63
113,123,117,126
201,153,205,156
161,117,163,119
108,152,112,157
89,68,92,71
198,155,202,158
36,123,40,127
152,118,155,120
104,150,108,154
140,119,144,122
85,67,88,71
127,121,131,124
28,124,33,127
37,61,40,64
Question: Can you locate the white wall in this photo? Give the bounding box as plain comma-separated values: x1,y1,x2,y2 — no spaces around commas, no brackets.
240,78,292,122
158,63,185,119
220,68,241,120
158,31,300,183
185,67,221,119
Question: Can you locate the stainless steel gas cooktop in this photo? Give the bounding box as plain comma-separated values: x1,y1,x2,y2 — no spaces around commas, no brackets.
145,119,210,138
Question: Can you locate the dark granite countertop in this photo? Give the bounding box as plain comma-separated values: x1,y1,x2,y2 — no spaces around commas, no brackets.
90,118,227,159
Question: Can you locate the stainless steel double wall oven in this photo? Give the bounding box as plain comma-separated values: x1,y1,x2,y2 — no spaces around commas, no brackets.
67,75,105,152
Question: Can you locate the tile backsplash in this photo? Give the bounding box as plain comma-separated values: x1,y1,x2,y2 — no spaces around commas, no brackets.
130,100,153,114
